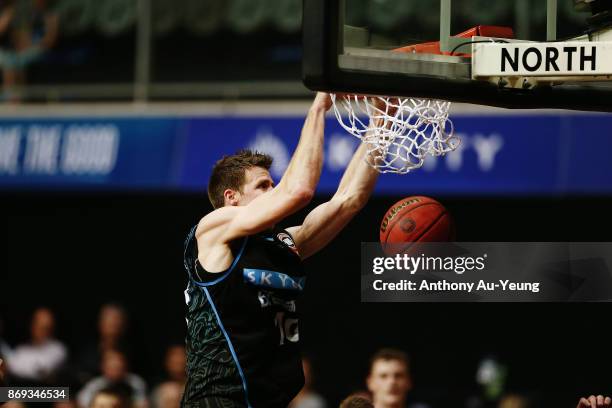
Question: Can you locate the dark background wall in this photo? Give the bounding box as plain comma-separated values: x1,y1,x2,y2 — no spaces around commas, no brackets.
1,193,611,406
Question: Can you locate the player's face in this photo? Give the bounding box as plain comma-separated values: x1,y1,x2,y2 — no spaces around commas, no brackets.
367,360,412,407
236,167,275,206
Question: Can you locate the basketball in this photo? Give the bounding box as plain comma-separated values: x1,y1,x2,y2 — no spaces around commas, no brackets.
380,196,454,252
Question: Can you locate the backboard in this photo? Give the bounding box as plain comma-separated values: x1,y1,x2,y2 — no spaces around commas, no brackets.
302,0,612,111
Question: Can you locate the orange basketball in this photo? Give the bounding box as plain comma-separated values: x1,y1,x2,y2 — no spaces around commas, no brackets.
380,196,454,253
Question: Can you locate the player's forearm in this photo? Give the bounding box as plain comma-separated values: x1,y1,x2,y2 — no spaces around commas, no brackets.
333,142,379,211
278,101,327,196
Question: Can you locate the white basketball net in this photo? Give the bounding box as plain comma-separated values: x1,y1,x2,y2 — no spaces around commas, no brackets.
332,94,460,174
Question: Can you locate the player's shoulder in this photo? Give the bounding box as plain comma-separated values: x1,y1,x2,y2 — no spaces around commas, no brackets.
195,206,240,241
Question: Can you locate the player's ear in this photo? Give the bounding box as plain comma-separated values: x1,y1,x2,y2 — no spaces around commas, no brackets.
224,188,239,206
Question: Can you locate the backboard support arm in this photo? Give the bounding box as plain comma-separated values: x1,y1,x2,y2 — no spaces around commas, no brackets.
547,0,558,40
440,0,452,53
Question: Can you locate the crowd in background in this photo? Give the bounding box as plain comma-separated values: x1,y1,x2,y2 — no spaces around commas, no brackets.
0,0,599,105
0,0,58,101
0,305,185,408
3,306,418,408
0,306,611,408
0,305,495,408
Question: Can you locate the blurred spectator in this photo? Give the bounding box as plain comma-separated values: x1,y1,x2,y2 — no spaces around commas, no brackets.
150,381,182,408
0,0,16,88
149,345,186,408
89,386,132,408
0,358,6,386
477,356,508,402
78,303,132,382
498,394,530,408
340,394,375,408
53,401,77,408
347,391,374,401
5,307,67,384
366,348,428,408
0,0,58,101
77,349,147,408
162,345,186,384
289,357,326,408
0,315,11,364
3,402,26,408
577,395,612,408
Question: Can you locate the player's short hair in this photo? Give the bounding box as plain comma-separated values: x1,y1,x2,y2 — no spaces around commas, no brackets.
208,149,273,209
368,348,410,375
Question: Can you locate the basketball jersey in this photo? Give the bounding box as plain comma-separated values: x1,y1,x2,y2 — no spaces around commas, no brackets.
181,224,306,408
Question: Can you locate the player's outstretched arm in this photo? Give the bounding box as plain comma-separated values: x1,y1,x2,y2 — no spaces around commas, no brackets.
200,93,332,245
287,139,379,259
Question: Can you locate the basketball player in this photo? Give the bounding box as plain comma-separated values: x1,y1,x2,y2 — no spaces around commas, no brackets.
181,92,380,408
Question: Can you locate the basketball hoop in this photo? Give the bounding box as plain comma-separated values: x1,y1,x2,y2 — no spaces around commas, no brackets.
331,94,460,174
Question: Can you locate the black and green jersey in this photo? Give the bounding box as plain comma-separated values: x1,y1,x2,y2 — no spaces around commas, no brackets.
181,225,306,408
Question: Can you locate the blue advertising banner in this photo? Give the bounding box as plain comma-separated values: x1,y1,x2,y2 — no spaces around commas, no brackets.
0,118,182,190
178,114,612,195
0,112,611,195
